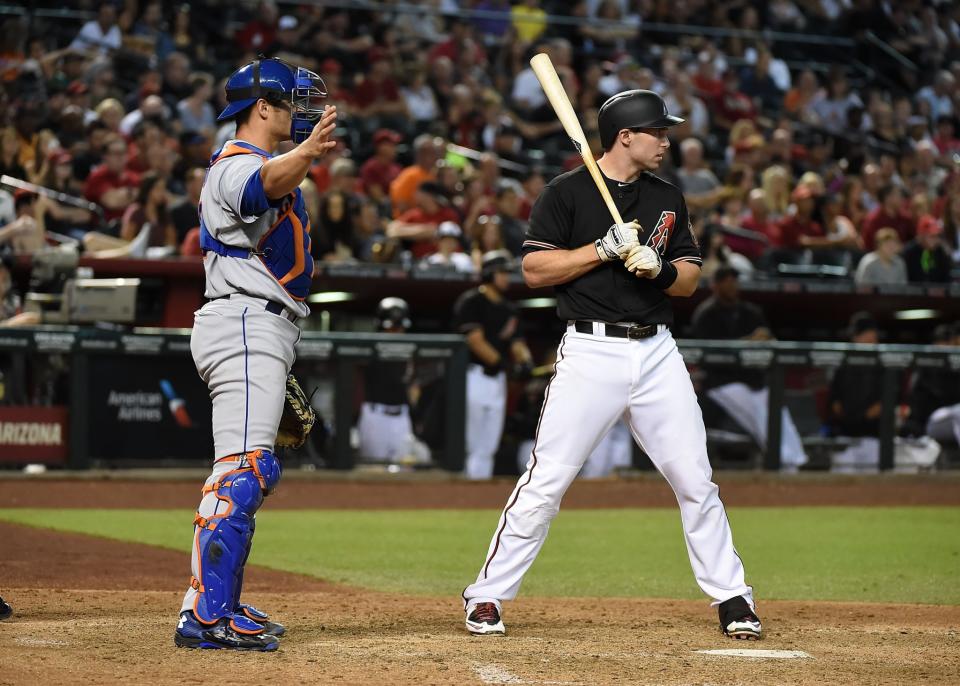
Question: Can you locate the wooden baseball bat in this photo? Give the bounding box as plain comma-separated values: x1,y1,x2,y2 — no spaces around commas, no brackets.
529,53,625,225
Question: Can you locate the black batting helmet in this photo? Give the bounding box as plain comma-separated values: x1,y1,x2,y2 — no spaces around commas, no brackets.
597,89,684,149
480,249,513,283
376,297,411,331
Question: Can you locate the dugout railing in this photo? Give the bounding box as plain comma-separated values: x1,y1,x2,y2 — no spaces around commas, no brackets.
0,327,956,471
678,339,960,471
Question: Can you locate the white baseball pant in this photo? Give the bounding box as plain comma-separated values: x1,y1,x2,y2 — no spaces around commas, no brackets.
464,324,753,609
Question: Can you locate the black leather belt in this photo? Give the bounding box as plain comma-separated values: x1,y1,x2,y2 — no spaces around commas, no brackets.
574,320,660,340
211,294,297,322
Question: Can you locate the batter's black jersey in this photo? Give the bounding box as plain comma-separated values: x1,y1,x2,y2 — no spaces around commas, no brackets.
523,166,702,324
452,287,522,365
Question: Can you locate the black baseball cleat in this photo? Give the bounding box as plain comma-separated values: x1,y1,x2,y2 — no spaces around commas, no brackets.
237,603,286,637
465,602,506,636
0,597,12,620
174,611,279,651
719,596,762,640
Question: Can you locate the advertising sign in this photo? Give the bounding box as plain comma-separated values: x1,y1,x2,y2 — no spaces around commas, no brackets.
87,356,212,461
0,406,69,463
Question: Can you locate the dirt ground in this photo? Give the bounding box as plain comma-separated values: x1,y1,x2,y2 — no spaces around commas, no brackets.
1,476,959,685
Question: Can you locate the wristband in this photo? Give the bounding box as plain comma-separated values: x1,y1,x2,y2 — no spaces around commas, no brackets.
650,259,678,290
594,239,614,262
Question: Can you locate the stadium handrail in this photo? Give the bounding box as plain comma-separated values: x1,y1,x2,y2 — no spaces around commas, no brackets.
862,30,918,73
0,327,952,471
294,0,857,48
0,5,92,20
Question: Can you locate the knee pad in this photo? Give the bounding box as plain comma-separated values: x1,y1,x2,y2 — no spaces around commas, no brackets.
248,449,282,495
191,451,281,623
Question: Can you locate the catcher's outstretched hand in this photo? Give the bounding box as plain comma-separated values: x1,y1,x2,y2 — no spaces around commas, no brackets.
298,106,338,159
275,373,316,449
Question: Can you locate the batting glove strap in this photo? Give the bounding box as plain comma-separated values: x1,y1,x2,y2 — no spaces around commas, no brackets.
595,238,618,262
596,221,640,262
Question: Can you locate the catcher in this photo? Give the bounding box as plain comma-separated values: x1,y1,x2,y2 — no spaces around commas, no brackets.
174,56,333,652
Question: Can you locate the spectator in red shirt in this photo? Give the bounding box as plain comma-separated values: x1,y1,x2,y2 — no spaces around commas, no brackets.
738,188,781,257
235,0,278,53
777,184,824,249
352,54,408,125
932,115,960,157
428,17,487,67
692,52,725,105
83,135,139,226
713,70,757,132
125,119,163,175
386,181,459,258
860,184,915,251
360,128,403,205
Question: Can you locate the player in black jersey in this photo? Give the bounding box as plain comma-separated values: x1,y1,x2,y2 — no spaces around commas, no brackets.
453,250,533,480
357,297,430,465
463,90,761,641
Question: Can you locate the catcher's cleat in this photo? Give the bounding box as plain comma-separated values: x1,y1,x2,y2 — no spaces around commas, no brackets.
174,611,279,651
719,596,762,640
465,602,506,636
238,603,286,637
0,597,12,620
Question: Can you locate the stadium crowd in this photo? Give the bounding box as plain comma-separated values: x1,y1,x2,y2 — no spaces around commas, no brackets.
0,0,958,474
1,0,960,292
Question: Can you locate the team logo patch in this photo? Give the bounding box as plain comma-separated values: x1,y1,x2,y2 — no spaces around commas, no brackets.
648,211,675,253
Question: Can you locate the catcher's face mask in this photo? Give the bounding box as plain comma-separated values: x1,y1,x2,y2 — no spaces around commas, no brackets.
289,66,327,144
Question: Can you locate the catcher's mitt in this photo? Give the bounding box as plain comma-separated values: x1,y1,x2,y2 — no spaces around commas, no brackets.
276,373,316,449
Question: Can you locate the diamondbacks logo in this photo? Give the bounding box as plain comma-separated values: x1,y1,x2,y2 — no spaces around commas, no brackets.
648,211,675,253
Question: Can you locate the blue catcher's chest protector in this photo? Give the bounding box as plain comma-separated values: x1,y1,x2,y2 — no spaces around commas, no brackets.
198,141,314,301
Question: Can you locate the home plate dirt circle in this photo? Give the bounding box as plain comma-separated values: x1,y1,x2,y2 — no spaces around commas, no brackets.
696,648,813,659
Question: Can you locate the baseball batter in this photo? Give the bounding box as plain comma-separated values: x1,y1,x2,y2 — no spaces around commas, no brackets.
463,90,762,640
174,57,337,651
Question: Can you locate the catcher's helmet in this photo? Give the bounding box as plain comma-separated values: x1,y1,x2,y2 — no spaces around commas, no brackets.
376,297,411,331
218,57,327,143
480,249,513,283
597,89,684,149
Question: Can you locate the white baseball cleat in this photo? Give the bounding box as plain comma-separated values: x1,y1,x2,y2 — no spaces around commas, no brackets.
722,615,763,640
465,602,506,636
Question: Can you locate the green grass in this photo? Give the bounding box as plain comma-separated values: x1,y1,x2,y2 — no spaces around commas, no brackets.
1,507,958,604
